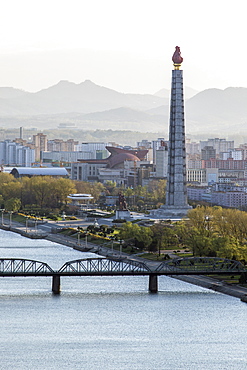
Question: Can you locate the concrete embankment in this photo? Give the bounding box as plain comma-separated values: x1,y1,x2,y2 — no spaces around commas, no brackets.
0,224,47,239
173,275,247,301
1,223,247,302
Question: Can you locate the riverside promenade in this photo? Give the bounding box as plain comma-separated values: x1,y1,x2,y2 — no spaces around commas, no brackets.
1,219,247,302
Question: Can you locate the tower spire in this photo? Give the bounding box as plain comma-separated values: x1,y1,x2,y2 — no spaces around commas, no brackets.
172,46,183,70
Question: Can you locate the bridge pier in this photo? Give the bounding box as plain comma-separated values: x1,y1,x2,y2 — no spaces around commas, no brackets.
52,275,61,294
149,274,158,293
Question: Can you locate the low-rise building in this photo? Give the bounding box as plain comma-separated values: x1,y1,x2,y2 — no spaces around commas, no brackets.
10,167,69,178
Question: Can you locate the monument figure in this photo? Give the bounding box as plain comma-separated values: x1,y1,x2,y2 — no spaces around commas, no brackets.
115,192,130,220
118,192,128,211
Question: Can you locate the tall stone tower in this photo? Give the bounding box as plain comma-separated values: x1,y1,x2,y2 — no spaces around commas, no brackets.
152,46,191,218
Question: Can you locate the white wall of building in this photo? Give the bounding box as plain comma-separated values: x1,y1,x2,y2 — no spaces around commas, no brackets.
156,148,168,177
0,140,35,166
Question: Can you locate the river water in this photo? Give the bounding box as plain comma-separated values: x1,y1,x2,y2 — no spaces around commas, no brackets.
0,229,246,370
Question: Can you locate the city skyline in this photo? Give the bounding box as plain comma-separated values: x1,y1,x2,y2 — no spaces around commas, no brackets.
0,0,247,94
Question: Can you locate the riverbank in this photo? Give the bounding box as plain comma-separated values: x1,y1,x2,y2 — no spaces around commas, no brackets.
1,222,247,303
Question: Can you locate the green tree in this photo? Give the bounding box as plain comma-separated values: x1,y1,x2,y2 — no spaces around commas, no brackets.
104,181,117,195
0,172,15,184
213,236,247,260
147,180,166,204
187,206,214,236
119,221,152,251
150,221,178,254
90,182,105,202
31,177,52,208
181,226,212,256
1,181,22,201
4,198,21,212
50,178,76,207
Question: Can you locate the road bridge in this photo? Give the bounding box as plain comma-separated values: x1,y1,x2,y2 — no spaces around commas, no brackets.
0,257,246,294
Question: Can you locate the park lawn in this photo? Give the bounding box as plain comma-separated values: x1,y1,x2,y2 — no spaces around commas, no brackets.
175,252,193,257
12,214,26,223
207,274,242,285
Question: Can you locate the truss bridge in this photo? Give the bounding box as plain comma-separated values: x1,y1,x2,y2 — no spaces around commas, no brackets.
0,257,246,294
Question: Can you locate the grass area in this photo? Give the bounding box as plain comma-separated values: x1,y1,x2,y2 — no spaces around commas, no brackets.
12,214,26,223
207,274,242,285
175,253,193,257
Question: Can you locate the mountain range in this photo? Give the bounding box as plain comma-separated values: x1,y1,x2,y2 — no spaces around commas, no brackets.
0,80,247,140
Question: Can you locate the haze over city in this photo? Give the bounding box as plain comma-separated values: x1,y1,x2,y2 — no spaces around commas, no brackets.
1,0,246,94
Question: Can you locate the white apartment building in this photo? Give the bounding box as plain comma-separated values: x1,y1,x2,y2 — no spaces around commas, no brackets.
221,149,243,160
0,140,35,167
156,146,168,178
152,138,166,164
75,142,110,159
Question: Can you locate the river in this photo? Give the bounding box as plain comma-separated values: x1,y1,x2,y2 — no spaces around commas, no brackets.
0,229,246,370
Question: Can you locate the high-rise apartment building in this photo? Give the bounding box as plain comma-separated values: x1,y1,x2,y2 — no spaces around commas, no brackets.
47,139,79,152
201,146,216,160
33,133,47,161
0,140,35,166
200,138,234,155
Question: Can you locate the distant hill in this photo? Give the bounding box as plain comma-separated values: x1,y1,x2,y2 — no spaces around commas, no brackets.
0,80,165,116
185,87,247,135
0,87,29,99
79,107,166,131
1,82,247,140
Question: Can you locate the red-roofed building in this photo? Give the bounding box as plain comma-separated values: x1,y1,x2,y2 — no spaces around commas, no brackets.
71,146,150,186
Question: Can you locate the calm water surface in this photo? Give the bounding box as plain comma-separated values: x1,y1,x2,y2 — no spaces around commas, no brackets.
0,229,246,370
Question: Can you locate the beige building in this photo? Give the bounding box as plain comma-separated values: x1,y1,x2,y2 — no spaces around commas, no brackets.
47,139,79,152
33,133,47,161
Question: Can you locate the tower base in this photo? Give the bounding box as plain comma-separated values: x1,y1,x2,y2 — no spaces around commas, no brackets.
150,205,192,219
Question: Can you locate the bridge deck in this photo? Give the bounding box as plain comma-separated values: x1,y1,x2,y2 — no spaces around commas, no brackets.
0,257,246,277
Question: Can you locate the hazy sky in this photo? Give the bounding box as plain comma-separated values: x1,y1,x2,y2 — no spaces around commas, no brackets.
0,0,246,94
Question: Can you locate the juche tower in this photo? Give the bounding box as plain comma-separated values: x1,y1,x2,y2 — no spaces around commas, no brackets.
153,46,191,218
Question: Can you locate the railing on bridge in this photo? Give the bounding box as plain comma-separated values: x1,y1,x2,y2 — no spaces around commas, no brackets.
155,257,246,274
58,258,152,274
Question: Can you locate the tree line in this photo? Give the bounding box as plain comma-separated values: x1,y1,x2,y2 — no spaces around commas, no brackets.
118,206,247,262
0,173,166,213
1,172,246,261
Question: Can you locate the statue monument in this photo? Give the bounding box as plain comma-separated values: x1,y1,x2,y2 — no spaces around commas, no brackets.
115,192,131,220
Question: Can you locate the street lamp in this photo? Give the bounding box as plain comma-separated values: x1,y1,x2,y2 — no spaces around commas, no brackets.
77,227,81,245
120,239,123,257
26,217,28,233
85,232,88,248
0,209,5,225
205,216,210,231
9,211,13,227
34,217,37,233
